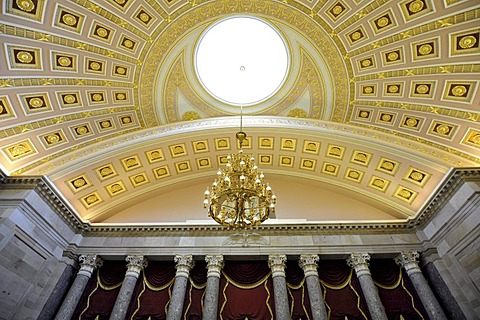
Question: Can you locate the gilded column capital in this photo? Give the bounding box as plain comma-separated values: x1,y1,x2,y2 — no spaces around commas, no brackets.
395,251,422,276
125,255,148,278
78,254,102,277
299,254,319,278
205,254,224,278
347,253,371,277
174,254,195,278
268,254,287,278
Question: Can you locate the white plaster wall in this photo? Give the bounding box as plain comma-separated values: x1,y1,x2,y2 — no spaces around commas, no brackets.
103,175,402,223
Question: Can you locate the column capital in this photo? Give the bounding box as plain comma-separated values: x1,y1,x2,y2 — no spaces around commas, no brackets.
205,254,224,278
395,251,422,276
78,254,102,277
299,254,319,277
174,254,195,278
125,255,148,278
268,254,287,278
347,253,371,277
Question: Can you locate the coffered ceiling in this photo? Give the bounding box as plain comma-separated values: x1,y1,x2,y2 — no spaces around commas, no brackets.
0,0,479,224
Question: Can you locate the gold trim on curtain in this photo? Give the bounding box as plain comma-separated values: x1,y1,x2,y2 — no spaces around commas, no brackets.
130,280,146,319
222,270,272,289
401,276,425,320
79,281,99,319
219,272,274,320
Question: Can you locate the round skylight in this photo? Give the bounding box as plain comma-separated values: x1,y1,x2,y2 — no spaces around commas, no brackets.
195,16,289,106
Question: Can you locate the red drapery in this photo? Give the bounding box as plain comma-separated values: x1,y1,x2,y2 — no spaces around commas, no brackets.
73,260,126,320
286,260,313,320
126,260,176,320
69,258,433,320
318,260,370,320
370,259,429,320
182,260,207,320
218,260,275,320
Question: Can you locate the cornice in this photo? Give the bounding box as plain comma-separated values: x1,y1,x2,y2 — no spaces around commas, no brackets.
1,168,478,236
0,169,6,183
1,175,89,232
86,221,411,235
408,167,480,229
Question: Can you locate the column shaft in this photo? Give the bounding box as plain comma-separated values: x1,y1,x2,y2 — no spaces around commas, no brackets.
305,275,328,320
202,255,224,320
167,275,189,320
167,255,195,320
109,276,137,320
299,254,328,320
268,254,289,320
395,252,447,320
38,258,76,320
54,273,90,320
410,273,448,320
347,253,388,320
110,255,147,320
356,273,387,320
54,255,101,320
203,277,221,320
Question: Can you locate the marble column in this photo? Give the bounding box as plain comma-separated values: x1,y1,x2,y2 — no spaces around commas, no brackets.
299,254,328,320
38,256,77,320
167,255,195,320
54,254,102,320
347,253,388,320
268,254,289,320
395,251,448,320
110,255,148,320
202,255,224,320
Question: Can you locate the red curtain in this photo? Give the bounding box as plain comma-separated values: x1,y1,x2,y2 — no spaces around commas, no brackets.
286,260,313,320
73,260,126,319
183,261,207,319
126,260,176,320
68,257,433,320
318,260,370,320
218,260,275,320
370,259,429,320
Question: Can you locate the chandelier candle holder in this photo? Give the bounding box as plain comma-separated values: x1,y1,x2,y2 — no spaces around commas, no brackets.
203,131,276,229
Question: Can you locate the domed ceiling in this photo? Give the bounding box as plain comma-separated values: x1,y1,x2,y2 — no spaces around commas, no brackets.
0,0,479,224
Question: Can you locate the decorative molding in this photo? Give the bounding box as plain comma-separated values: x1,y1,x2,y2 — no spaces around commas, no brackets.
347,253,371,277
125,255,148,278
0,168,478,235
205,255,224,278
409,167,480,228
174,254,195,278
1,175,87,232
299,254,320,277
395,251,422,276
78,254,102,277
268,254,287,278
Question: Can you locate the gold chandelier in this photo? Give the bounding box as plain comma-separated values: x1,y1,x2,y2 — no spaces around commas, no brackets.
203,129,276,229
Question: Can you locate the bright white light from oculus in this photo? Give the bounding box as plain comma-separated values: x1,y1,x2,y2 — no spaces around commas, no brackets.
195,16,289,106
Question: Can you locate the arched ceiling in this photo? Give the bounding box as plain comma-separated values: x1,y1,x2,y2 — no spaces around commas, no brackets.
0,0,479,224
